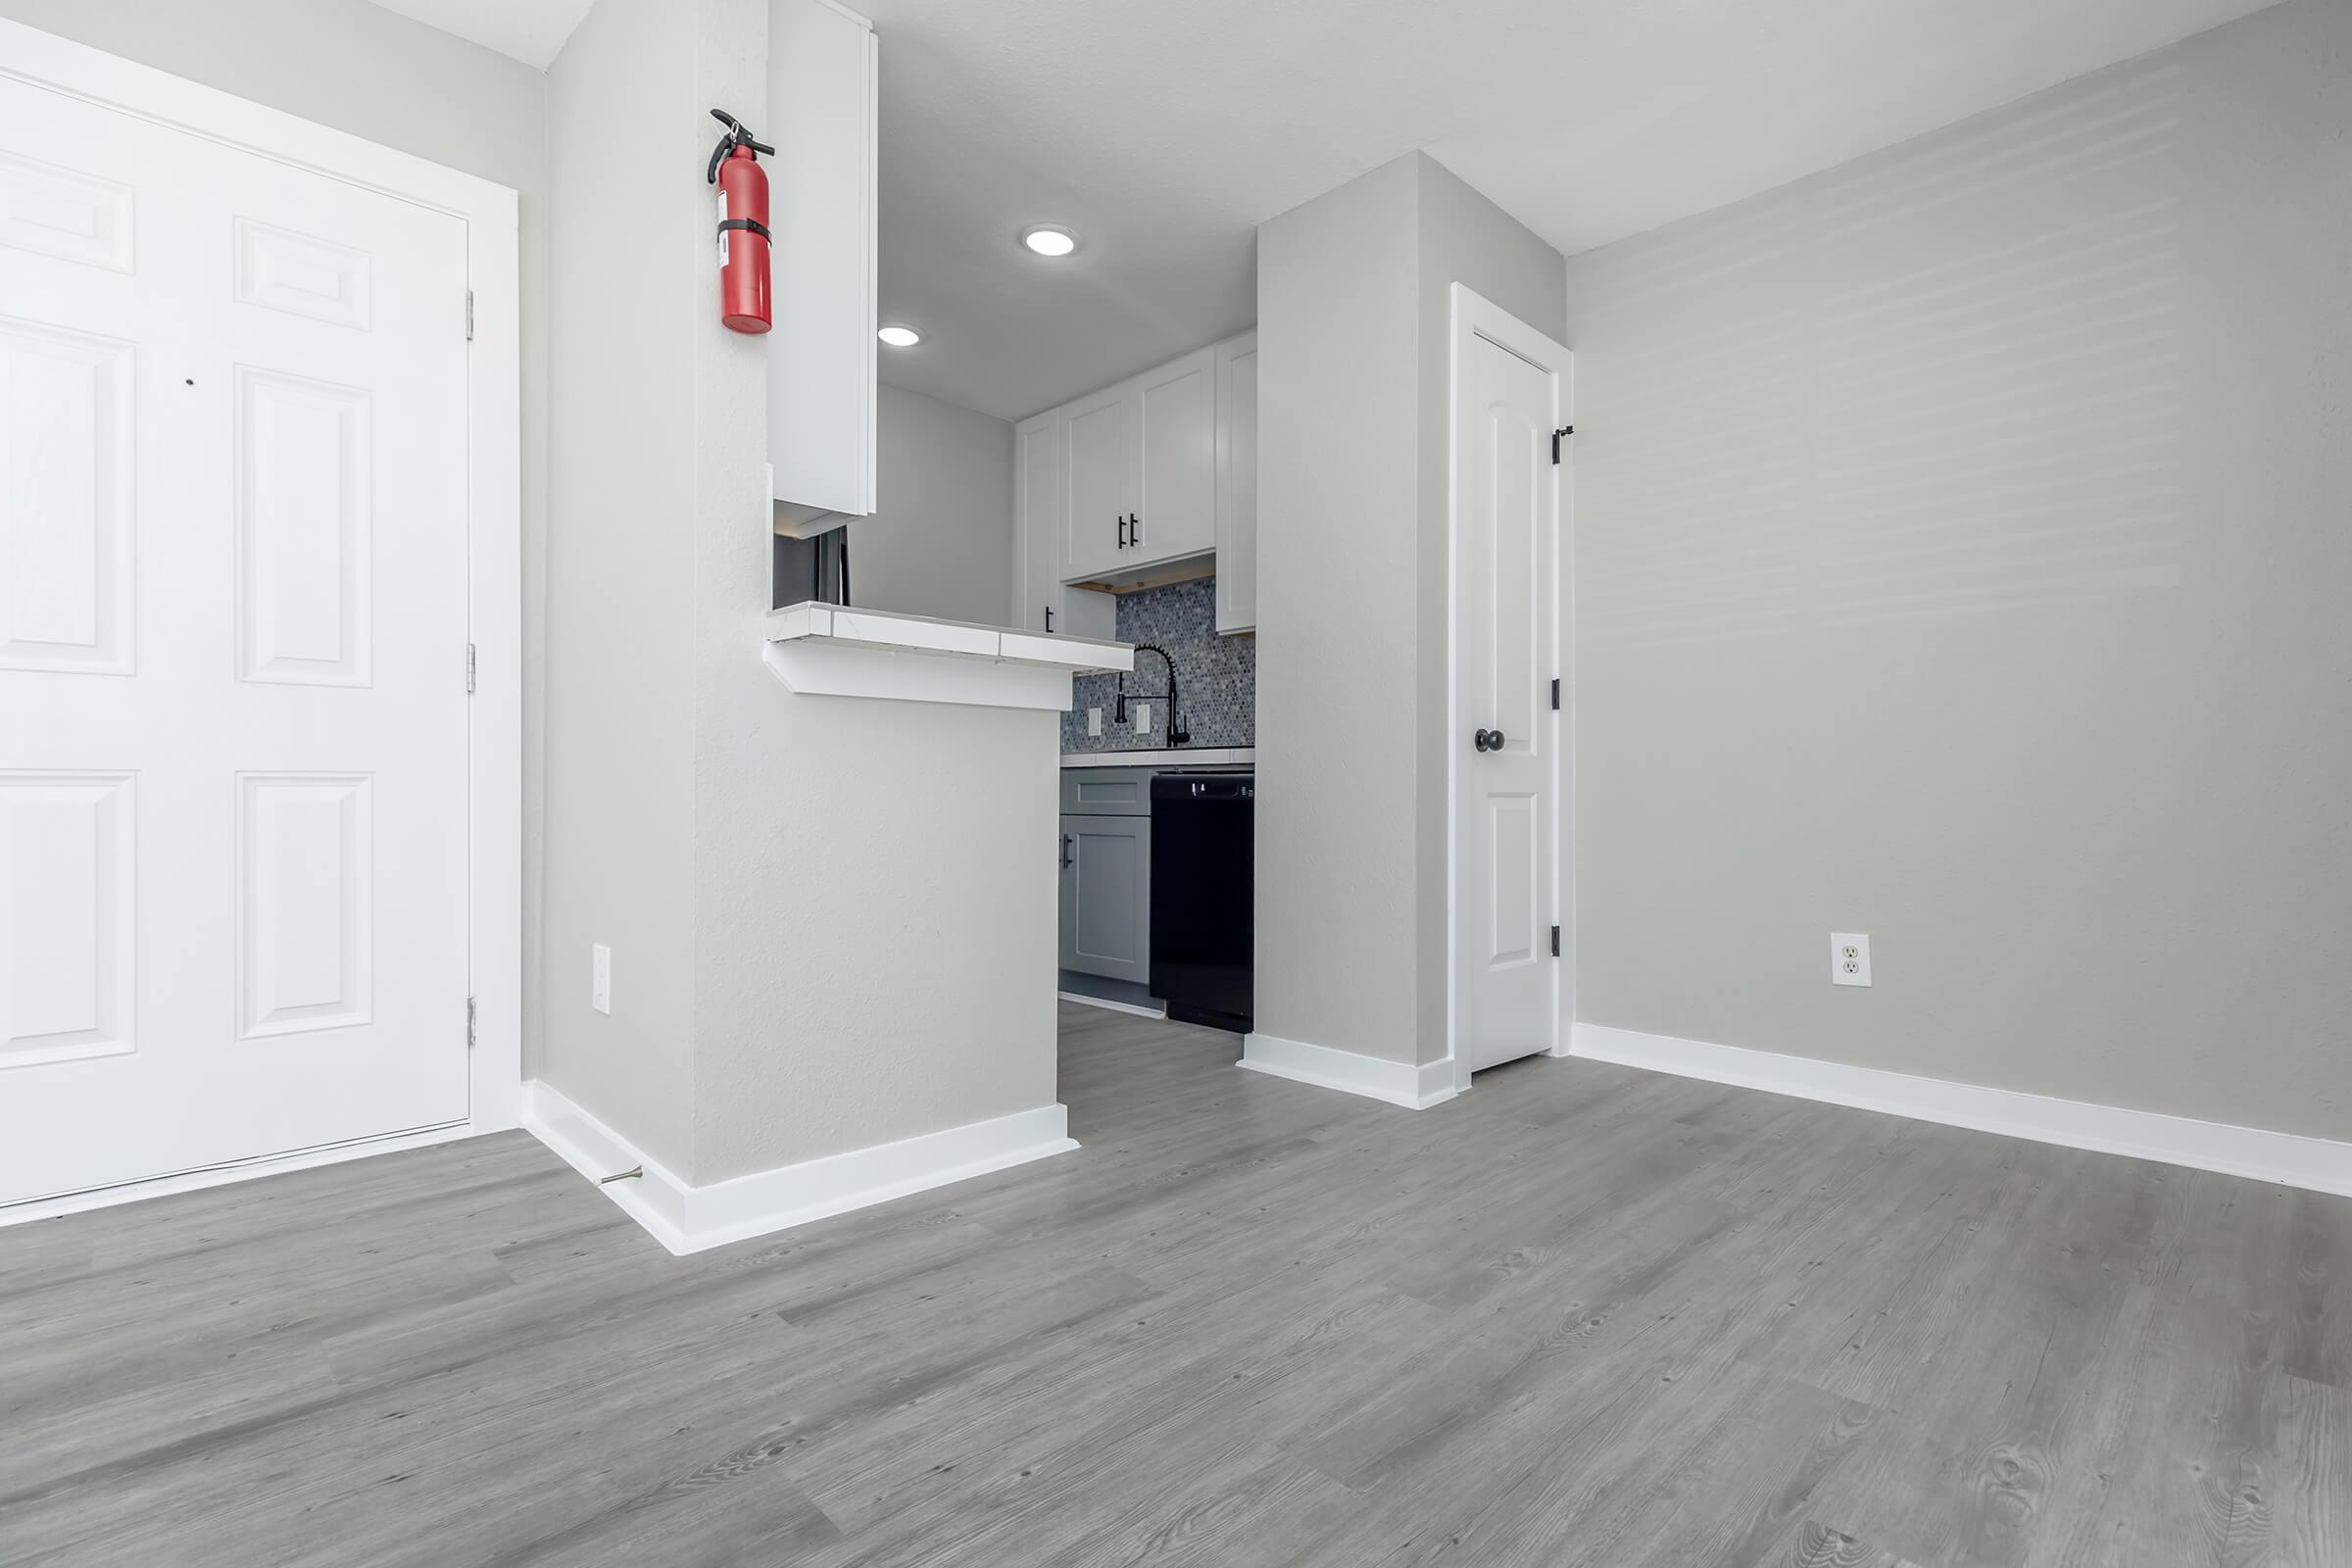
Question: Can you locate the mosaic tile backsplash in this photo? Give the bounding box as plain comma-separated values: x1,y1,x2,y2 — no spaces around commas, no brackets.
1062,577,1254,754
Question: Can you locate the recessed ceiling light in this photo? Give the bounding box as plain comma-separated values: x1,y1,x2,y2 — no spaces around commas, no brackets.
1021,225,1079,258
877,323,921,348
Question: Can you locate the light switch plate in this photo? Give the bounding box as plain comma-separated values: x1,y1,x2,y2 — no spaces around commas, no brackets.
592,944,612,1013
1832,933,1871,987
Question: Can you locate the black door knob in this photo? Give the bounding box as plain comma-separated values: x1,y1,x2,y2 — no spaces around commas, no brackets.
1474,728,1506,753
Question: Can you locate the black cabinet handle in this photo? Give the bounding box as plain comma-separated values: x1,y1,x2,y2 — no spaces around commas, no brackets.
1045,606,1054,632
1131,512,1142,546
1117,514,1129,549
1059,833,1074,869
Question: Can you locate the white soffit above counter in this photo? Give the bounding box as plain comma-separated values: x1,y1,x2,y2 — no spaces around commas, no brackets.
763,602,1132,710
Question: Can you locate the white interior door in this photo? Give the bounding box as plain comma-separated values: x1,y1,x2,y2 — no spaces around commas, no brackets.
1452,289,1567,1077
0,75,473,1206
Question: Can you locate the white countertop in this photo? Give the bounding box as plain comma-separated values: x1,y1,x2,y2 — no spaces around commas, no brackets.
766,602,1133,671
763,602,1132,711
1060,747,1254,769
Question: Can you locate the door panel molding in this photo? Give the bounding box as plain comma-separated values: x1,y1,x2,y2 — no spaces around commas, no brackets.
0,19,521,1220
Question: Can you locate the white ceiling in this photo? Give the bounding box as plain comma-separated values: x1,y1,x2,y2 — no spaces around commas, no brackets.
381,0,2281,421
369,0,595,70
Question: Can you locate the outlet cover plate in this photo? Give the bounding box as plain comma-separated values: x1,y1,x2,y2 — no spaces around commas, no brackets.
1832,933,1871,987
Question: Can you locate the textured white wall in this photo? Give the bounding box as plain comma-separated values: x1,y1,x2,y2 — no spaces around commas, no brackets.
0,0,563,1103
538,0,706,1172
854,383,1017,625
1255,153,1562,1068
1566,0,2352,1140
687,4,1058,1186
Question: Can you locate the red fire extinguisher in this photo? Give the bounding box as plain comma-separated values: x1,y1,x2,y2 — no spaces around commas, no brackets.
708,110,774,334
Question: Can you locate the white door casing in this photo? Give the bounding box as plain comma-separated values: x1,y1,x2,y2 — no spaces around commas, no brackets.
1447,284,1571,1086
0,23,521,1215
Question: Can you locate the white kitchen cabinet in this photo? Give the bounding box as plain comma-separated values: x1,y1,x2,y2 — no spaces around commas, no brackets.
769,0,878,533
1059,381,1134,579
1055,346,1218,581
1214,331,1257,635
1132,346,1217,564
1014,409,1114,638
1036,330,1253,603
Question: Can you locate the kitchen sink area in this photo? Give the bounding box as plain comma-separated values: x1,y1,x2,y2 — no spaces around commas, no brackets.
1056,580,1254,1031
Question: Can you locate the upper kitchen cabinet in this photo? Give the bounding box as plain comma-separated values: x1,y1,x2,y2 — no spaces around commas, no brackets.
1060,381,1135,580
1014,410,1114,638
1057,345,1218,581
1214,332,1257,635
1133,346,1217,564
1035,328,1254,624
769,0,878,534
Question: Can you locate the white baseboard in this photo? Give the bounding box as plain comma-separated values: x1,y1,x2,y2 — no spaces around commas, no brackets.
1057,990,1166,1019
1240,1032,1458,1110
522,1082,1080,1255
521,1084,698,1251
1572,1023,2352,1199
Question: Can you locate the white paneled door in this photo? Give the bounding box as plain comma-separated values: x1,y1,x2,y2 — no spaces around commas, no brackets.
0,76,472,1205
1451,287,1569,1078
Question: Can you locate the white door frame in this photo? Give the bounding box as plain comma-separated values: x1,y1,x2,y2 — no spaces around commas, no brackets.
1444,283,1573,1097
0,21,523,1216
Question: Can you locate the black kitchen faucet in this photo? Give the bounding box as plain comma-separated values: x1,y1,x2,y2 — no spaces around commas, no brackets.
1116,644,1190,746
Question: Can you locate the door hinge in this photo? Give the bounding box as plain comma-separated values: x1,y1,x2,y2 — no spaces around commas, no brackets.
1550,677,1561,711
1550,925,1561,958
466,642,477,694
1551,424,1574,464
466,996,477,1050
466,289,475,341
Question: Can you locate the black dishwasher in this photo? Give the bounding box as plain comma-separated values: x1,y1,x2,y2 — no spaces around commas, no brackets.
1149,773,1253,1033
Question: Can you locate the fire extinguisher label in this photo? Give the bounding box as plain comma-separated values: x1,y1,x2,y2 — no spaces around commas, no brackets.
716,187,729,266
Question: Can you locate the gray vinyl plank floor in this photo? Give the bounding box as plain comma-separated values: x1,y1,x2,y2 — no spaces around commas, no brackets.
3,1003,2347,1567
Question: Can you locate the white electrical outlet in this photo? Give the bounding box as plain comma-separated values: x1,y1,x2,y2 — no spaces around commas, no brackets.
1136,701,1153,735
1087,707,1102,737
592,944,612,1013
1831,933,1871,987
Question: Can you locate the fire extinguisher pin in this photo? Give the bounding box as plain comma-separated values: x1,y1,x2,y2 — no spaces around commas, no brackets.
706,109,775,183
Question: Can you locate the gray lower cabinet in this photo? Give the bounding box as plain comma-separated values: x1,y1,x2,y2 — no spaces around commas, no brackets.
1058,812,1151,985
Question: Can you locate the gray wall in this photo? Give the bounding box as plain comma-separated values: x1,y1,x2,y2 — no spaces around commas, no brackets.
1256,153,1563,1068
1565,0,2352,1142
0,0,562,1090
693,37,1058,1185
1256,156,1422,1067
539,0,707,1172
1413,160,1568,1061
852,383,1016,624
541,0,1060,1187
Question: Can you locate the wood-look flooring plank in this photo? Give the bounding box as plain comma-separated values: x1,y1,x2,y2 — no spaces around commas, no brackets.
6,1000,2350,1568
1758,1521,1923,1567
